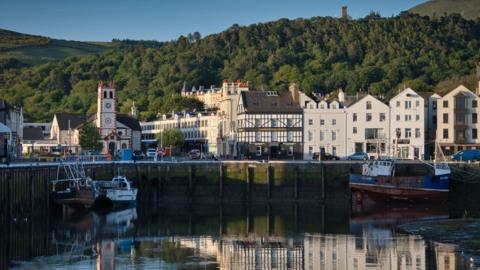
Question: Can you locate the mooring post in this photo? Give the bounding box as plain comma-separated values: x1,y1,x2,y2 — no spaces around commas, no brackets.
219,164,224,199
321,163,325,201
29,167,34,215
267,164,271,200
294,166,299,200
7,169,13,220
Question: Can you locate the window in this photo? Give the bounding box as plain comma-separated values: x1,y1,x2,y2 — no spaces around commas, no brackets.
433,101,437,109
443,100,448,108
405,128,412,138
256,146,262,156
331,104,337,109
308,131,312,141
415,100,420,107
405,115,412,121
109,91,113,99
396,115,400,121
103,91,107,98
287,131,293,142
320,119,325,125
473,100,478,108
255,119,260,127
353,113,357,122
366,113,372,122
332,119,336,125
415,128,421,138
271,119,277,127
405,100,412,109
473,129,478,139
353,127,357,134
473,113,478,124
320,131,324,141
416,114,420,121
380,113,385,122
287,119,293,127
271,131,278,141
308,146,313,156
308,119,313,125
443,129,449,139
255,131,261,142
443,113,448,124
395,128,401,138
332,131,337,141
366,101,372,110
396,101,400,107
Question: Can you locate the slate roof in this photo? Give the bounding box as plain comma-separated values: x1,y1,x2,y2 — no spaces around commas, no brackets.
418,92,437,100
240,91,302,114
23,127,44,141
116,114,142,131
54,113,89,130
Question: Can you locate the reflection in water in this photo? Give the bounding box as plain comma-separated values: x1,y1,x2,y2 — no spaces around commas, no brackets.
4,204,475,270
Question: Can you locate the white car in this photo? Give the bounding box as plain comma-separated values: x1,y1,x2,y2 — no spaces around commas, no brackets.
146,148,156,158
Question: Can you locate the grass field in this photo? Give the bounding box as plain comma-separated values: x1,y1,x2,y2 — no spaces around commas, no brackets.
409,0,480,20
0,28,111,65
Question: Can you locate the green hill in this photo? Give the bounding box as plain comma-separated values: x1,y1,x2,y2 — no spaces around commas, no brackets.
409,0,480,20
0,29,110,65
1,13,480,122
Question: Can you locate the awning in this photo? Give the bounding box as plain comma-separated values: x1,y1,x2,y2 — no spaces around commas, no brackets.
0,122,11,133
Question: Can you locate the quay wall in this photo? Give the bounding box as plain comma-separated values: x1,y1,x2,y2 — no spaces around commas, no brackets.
1,161,480,218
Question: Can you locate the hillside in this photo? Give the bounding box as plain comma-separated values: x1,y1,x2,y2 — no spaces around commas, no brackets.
0,29,110,65
1,13,480,122
409,0,480,20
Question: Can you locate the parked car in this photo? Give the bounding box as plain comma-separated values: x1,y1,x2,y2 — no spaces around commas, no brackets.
188,149,201,160
451,149,480,161
313,152,340,160
133,150,145,160
347,152,369,161
146,148,156,158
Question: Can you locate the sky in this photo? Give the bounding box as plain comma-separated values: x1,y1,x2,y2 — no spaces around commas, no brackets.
0,0,426,42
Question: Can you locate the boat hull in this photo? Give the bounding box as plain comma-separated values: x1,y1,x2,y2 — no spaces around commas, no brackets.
349,174,450,203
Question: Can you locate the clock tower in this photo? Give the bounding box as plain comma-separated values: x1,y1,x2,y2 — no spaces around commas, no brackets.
97,81,117,141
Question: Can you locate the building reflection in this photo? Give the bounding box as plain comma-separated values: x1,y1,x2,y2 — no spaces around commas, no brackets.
5,204,473,270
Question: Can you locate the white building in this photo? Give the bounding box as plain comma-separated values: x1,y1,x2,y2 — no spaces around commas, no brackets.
389,88,426,160
183,80,250,158
300,88,347,159
141,111,220,155
436,85,480,155
345,94,390,158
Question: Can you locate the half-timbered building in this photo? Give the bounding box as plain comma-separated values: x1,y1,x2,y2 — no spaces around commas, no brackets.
236,90,303,159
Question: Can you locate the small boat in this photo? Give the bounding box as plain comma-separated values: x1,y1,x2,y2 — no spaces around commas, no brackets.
51,159,137,209
94,175,138,206
51,159,97,209
349,142,451,203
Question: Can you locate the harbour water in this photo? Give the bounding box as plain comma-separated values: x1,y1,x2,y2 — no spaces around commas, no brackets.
2,200,478,269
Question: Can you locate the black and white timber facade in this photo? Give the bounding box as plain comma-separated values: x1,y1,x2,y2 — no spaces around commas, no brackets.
236,90,303,160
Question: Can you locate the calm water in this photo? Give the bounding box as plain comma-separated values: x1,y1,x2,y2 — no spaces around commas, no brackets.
2,201,477,270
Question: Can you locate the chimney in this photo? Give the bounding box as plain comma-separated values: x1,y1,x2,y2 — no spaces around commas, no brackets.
289,83,299,104
130,101,138,118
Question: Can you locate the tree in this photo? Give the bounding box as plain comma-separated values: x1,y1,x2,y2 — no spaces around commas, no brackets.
157,129,184,149
79,123,102,152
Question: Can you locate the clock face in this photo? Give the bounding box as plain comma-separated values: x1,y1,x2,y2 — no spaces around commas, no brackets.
105,117,112,126
105,102,112,109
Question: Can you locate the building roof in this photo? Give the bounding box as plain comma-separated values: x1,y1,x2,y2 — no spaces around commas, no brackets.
23,127,44,141
240,91,302,114
343,92,368,107
117,114,142,131
418,91,437,100
54,113,88,130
